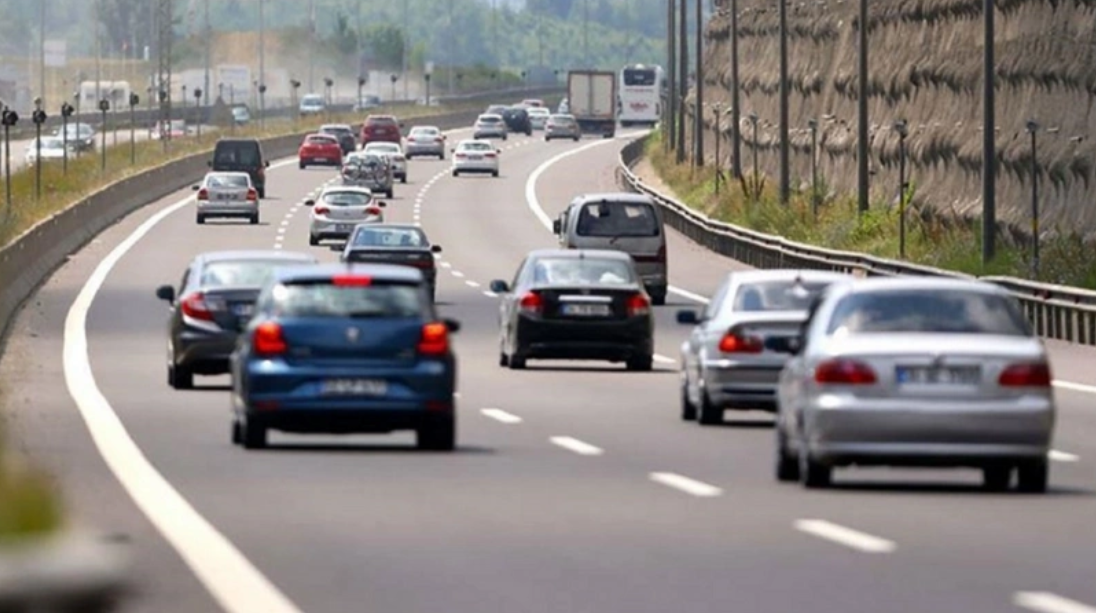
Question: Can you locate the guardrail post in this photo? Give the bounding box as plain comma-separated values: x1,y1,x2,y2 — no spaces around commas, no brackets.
1065,307,1075,342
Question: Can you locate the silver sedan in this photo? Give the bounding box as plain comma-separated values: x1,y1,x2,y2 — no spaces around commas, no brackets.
404,125,446,159
193,171,259,225
677,270,853,424
472,113,508,140
775,276,1055,492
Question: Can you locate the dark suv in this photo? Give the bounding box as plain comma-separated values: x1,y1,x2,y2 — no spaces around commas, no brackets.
210,139,270,198
501,106,532,136
360,115,404,145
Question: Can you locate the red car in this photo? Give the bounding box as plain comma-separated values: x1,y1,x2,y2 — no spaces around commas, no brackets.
360,115,403,145
298,134,343,169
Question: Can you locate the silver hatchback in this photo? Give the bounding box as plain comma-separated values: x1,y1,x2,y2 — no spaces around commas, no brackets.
307,187,386,245
473,113,508,140
775,276,1055,492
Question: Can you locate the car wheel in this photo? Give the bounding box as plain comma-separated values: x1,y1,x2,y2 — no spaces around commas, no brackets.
299,161,306,169
626,355,653,371
507,349,527,370
650,290,667,306
169,363,193,390
438,153,445,161
545,137,550,142
387,190,394,199
1016,459,1048,493
697,391,722,425
775,427,800,482
249,214,259,225
231,420,242,445
680,383,697,421
257,187,266,199
573,136,580,142
492,170,499,178
401,175,407,184
240,416,267,450
800,452,831,488
309,234,320,246
417,416,456,451
452,169,459,177
196,214,205,225
498,351,509,367
982,465,1013,491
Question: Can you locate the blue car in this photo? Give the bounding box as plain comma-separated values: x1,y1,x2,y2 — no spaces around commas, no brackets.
229,263,460,450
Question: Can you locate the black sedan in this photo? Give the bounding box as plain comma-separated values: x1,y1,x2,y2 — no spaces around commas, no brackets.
489,249,654,371
155,250,318,389
339,224,442,302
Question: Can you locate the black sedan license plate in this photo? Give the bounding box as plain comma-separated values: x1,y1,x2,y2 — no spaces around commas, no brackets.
562,303,611,317
321,378,387,396
232,304,254,317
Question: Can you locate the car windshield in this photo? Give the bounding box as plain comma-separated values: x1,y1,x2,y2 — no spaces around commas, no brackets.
232,107,249,118
270,282,423,318
39,138,64,150
411,128,438,136
200,260,288,288
306,136,336,145
214,144,260,165
731,280,831,312
59,124,93,137
368,117,397,126
460,142,493,151
322,191,372,206
825,289,1032,336
301,95,323,105
575,201,660,237
322,126,351,135
531,257,635,285
479,116,501,123
351,227,427,248
206,174,250,188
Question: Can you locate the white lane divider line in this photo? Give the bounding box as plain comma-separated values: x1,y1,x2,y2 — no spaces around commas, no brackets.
1053,380,1096,395
794,519,896,554
550,436,604,456
1049,449,1080,462
1015,592,1096,613
276,228,286,234
451,270,465,278
649,472,723,497
62,160,305,613
653,354,677,365
465,280,480,288
483,290,498,298
481,408,523,424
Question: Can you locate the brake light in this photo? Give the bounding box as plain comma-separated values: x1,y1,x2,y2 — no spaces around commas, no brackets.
998,362,1052,387
253,321,287,356
180,291,215,321
718,332,763,353
485,152,497,158
313,205,330,215
196,188,209,200
332,275,372,287
519,291,543,315
365,206,382,216
814,359,877,385
455,153,467,159
435,136,444,143
418,322,449,356
626,293,650,317
247,188,258,201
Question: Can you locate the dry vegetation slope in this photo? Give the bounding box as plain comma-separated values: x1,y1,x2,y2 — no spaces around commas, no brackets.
694,0,1096,236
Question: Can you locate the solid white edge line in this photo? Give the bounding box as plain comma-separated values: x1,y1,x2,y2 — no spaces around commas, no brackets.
1049,449,1080,462
1015,592,1096,613
549,436,604,456
480,408,523,424
1053,380,1096,395
62,159,303,612
648,472,723,497
794,519,896,554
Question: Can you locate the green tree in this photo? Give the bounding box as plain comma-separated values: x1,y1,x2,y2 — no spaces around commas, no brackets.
363,24,405,70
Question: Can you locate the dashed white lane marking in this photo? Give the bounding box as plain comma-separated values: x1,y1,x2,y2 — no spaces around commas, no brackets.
1053,380,1096,395
483,290,498,298
1049,449,1080,462
451,270,465,278
653,354,677,365
276,228,286,234
1015,592,1096,613
439,261,451,269
481,408,523,424
794,519,897,554
63,159,305,612
649,472,723,497
465,280,480,288
550,436,605,456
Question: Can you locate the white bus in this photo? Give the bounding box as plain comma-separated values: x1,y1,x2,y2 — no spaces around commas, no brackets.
618,64,664,127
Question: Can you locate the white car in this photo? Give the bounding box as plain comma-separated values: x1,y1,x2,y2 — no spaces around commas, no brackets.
299,93,325,115
307,186,386,245
363,142,407,183
451,139,500,177
193,171,259,225
527,107,551,130
24,136,69,164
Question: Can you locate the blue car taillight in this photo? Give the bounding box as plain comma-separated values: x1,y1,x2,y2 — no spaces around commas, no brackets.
253,321,287,356
418,322,449,356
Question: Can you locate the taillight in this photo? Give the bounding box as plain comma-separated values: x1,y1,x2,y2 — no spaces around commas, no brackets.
998,362,1052,387
656,243,667,263
435,136,444,142
418,322,449,356
518,292,543,315
196,188,209,200
814,359,877,385
247,188,258,201
253,321,287,356
332,275,372,287
313,205,330,215
718,332,763,353
180,291,215,321
455,153,467,159
365,206,382,216
626,293,650,317
485,152,497,158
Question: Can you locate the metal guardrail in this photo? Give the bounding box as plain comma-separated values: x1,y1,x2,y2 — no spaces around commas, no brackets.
616,137,1096,346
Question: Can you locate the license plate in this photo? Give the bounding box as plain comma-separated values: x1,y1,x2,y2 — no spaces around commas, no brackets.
561,303,611,317
232,304,254,317
467,155,483,160
896,366,980,385
316,157,329,162
336,223,354,232
321,378,387,396
215,193,232,200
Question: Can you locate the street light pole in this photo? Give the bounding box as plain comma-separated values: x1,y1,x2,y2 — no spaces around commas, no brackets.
895,119,909,259
1,107,16,227
260,0,267,104
808,118,819,218
676,0,687,163
99,98,109,172
39,0,46,107
982,0,997,263
308,0,315,92
666,0,676,153
1027,119,1039,276
203,0,211,110
730,0,742,179
778,0,790,204
129,92,139,162
748,112,759,203
193,88,202,140
857,0,870,214
60,101,73,174
583,0,590,69
694,0,704,167
32,98,45,201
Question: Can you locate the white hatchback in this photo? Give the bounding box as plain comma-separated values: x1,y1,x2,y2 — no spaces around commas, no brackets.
306,186,386,245
451,139,501,177
527,107,551,130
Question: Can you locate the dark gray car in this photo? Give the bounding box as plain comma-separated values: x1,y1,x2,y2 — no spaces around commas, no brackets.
155,250,318,389
320,123,357,154
339,224,442,302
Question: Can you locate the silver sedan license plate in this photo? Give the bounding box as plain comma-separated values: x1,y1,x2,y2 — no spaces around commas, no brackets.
896,366,980,385
321,378,387,396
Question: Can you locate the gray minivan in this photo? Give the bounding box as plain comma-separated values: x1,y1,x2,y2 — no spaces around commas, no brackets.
552,193,668,304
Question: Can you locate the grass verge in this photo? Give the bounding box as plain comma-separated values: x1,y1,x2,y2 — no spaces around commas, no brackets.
0,393,63,539
645,132,1096,288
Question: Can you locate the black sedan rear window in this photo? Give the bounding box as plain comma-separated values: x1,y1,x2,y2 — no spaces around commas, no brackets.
531,258,635,285
271,282,423,318
351,227,427,248
201,260,289,288
825,290,1032,336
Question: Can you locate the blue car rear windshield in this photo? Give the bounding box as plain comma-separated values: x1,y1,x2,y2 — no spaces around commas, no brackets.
270,283,423,318
826,290,1032,336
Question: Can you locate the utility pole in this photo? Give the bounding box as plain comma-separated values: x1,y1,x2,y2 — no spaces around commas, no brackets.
492,0,499,65
259,0,266,115
95,0,102,103
157,0,173,146
203,0,211,109
666,0,676,152
675,0,687,163
38,0,46,105
778,0,790,203
356,0,363,87
730,0,742,178
856,0,870,213
694,0,703,167
308,0,315,92
448,0,455,95
583,0,590,69
403,0,410,100
982,0,997,262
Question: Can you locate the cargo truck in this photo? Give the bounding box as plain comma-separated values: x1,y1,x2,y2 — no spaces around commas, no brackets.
567,70,617,138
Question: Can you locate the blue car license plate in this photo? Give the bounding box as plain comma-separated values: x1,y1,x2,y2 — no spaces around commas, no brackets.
320,378,387,396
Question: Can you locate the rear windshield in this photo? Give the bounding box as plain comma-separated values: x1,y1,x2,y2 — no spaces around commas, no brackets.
623,68,658,86
575,202,660,237
322,191,372,206
733,281,831,312
479,116,502,123
366,143,399,152
206,174,250,188
460,142,493,151
307,135,337,144
271,282,423,318
352,227,427,248
301,95,323,105
825,289,1032,336
322,126,352,135
201,260,289,288
532,257,635,285
214,142,260,165
411,127,438,135
367,116,397,125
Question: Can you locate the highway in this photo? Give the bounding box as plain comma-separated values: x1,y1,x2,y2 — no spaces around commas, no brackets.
2,123,1096,613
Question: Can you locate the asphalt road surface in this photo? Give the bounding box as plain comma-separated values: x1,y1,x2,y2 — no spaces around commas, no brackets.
3,123,1096,613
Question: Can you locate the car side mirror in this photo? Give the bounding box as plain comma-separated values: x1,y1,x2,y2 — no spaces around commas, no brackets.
376,201,387,208
676,310,699,325
191,185,200,191
155,284,176,304
496,149,502,154
431,245,443,253
304,199,315,206
443,318,461,333
489,280,509,293
552,219,562,234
